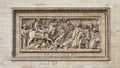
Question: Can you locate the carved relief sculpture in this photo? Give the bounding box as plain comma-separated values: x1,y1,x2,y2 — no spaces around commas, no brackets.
12,7,110,60
21,18,101,51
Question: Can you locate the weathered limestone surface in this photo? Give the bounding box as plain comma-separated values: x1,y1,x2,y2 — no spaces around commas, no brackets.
0,0,120,68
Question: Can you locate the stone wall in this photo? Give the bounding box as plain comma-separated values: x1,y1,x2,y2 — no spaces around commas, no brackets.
0,0,120,68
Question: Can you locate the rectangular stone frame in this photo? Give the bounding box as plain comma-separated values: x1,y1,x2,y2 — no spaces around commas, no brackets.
12,7,110,61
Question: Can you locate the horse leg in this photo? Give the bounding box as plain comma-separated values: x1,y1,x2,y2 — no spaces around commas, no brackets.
26,38,33,49
26,31,36,49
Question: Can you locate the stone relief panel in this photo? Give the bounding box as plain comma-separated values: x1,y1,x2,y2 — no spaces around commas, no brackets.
21,18,101,52
12,7,110,60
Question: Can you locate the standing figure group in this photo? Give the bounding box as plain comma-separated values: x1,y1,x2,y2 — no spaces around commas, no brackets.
71,22,101,49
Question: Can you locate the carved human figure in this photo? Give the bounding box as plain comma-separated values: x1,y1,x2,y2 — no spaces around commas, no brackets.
34,19,43,32
71,23,83,48
37,19,57,50
77,24,85,49
44,30,54,48
21,24,29,49
89,24,100,49
83,25,91,49
60,19,74,49
48,19,57,40
55,28,66,48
